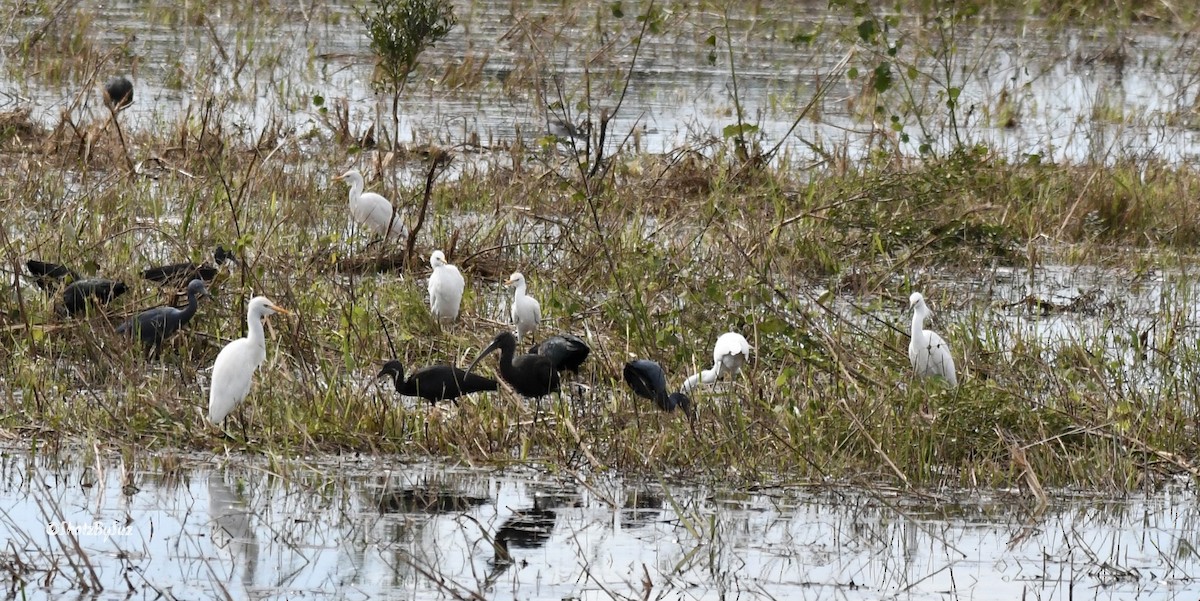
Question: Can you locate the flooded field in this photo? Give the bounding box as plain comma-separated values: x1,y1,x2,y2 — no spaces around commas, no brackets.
2,446,1197,600
6,0,1200,164
5,2,1200,594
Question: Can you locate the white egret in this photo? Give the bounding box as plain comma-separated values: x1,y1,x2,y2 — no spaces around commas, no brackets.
208,296,290,425
681,332,751,393
427,250,465,323
334,169,404,239
506,272,541,341
908,292,958,388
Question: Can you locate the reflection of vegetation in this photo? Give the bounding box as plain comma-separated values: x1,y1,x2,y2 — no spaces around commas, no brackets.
358,0,457,148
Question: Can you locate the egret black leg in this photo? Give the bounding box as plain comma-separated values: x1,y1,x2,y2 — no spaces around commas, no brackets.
237,404,249,441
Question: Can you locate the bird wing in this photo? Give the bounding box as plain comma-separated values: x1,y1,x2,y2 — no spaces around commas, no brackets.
354,192,403,237
623,360,667,401
714,333,749,362
208,338,264,422
512,355,559,396
924,330,957,386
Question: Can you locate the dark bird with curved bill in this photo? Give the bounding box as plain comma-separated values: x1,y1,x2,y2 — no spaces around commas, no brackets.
466,331,560,399
377,359,498,406
142,245,235,287
25,260,80,292
623,359,693,418
529,334,591,374
60,279,128,316
116,279,209,358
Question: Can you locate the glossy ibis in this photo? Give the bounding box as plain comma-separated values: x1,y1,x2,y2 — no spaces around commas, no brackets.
60,278,128,316
142,245,235,286
25,259,79,292
102,76,133,110
116,279,209,358
529,334,590,373
623,359,692,416
466,331,559,399
377,359,498,406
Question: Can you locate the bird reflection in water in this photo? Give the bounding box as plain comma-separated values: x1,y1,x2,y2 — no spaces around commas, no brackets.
207,472,260,592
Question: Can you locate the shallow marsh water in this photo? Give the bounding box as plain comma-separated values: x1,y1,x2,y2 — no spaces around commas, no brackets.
7,3,1200,598
1,447,1197,600
8,0,1200,164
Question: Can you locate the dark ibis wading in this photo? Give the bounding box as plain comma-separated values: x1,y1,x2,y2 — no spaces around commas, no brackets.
377,360,498,406
623,359,692,416
466,331,560,399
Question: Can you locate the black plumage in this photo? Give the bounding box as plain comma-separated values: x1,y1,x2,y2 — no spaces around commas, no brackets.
60,278,128,316
103,76,133,109
529,334,591,373
116,279,208,357
25,260,80,292
467,331,560,399
495,503,557,551
378,359,498,405
142,245,234,286
623,359,692,416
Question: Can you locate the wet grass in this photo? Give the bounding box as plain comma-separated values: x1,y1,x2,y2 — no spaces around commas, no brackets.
4,109,1200,494
3,0,1200,495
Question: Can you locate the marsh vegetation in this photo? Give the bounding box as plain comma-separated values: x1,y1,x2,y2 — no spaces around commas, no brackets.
1,0,1200,497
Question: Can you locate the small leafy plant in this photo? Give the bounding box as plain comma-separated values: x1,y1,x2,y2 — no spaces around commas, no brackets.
358,0,457,148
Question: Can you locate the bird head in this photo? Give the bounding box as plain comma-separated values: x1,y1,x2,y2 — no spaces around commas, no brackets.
466,331,518,377
670,392,693,417
334,169,363,186
430,250,448,268
186,279,210,298
910,292,937,321
377,360,405,389
504,272,524,288
249,296,290,321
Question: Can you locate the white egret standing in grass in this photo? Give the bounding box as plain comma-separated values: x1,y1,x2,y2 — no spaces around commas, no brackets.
908,292,957,388
506,272,540,341
208,296,290,425
428,250,465,323
334,169,404,239
681,332,751,393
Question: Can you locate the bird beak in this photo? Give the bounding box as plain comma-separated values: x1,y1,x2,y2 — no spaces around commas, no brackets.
465,338,503,377
503,277,515,287
269,303,291,316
